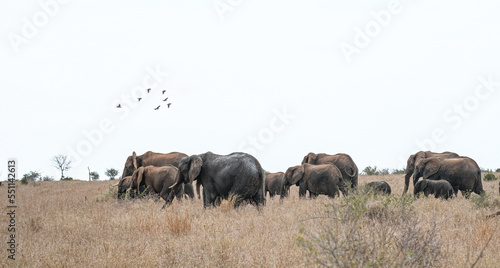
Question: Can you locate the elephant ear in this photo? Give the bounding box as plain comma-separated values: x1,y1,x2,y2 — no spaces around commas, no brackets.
406,154,416,171
423,158,440,179
302,153,316,165
136,167,145,189
289,165,305,185
188,156,203,183
132,151,138,170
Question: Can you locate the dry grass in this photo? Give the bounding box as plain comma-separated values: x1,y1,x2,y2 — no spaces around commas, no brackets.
1,174,499,267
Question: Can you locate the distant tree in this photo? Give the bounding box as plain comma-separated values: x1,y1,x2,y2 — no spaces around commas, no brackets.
52,155,72,179
41,176,54,181
105,168,119,180
391,168,406,175
480,167,492,173
90,171,100,181
379,168,390,175
61,177,73,181
496,168,500,172
21,171,41,185
362,166,379,175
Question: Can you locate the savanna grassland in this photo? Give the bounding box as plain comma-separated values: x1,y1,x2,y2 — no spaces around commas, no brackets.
1,174,500,267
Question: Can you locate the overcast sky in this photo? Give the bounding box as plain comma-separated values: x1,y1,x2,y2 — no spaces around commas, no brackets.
1,1,499,180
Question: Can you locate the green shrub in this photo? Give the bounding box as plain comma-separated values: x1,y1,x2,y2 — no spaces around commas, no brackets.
42,176,54,181
20,177,29,185
61,177,73,181
484,173,498,181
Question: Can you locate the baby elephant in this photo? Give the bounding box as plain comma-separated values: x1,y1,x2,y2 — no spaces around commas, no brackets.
265,172,286,198
414,179,453,200
366,181,391,195
129,165,184,208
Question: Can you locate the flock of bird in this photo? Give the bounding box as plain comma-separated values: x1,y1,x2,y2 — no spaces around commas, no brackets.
116,88,172,110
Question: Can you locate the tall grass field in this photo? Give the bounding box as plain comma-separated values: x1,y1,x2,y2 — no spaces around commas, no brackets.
1,174,499,267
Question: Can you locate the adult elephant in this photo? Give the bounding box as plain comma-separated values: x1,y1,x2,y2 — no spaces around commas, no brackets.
413,157,483,197
173,151,266,208
403,151,459,194
302,152,358,194
265,172,287,198
129,165,184,208
121,151,196,199
282,164,345,199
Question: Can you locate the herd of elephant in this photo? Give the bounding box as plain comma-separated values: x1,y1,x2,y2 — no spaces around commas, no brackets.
115,150,485,209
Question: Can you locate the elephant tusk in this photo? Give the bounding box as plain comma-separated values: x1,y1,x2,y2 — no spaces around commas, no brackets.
169,181,178,189
112,183,119,187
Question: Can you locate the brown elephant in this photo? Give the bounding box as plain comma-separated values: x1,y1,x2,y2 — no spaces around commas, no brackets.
302,152,358,194
403,151,459,194
265,172,286,198
129,165,183,208
121,151,197,199
413,157,483,197
282,164,344,199
117,176,132,199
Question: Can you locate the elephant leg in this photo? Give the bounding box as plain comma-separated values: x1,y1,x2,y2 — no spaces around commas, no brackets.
202,187,212,208
233,195,245,208
160,188,175,208
183,183,195,199
175,185,184,201
298,186,307,198
309,191,318,199
196,181,202,199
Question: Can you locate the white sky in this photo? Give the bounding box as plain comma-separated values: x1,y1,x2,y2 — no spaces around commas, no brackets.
1,0,499,180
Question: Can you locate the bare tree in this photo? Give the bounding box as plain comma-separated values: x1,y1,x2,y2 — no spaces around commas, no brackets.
52,155,72,179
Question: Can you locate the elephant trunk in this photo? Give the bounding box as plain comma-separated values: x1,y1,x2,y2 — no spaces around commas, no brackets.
412,172,420,188
280,182,289,199
403,172,411,194
196,181,201,199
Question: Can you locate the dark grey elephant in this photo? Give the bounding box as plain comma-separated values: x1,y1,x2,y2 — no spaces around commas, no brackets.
365,181,391,195
265,172,286,198
129,165,184,208
117,176,132,199
121,151,196,199
302,152,358,194
413,157,483,197
173,152,266,208
282,164,344,199
414,179,453,200
403,151,459,194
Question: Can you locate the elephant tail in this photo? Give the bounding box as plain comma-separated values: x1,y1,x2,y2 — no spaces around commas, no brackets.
259,168,266,205
344,165,357,178
474,169,485,195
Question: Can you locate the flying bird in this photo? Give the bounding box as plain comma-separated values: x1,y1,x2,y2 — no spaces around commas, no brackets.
162,90,166,94
138,97,142,102
116,104,121,108
154,105,160,110
147,88,151,93
167,103,172,108
163,97,168,101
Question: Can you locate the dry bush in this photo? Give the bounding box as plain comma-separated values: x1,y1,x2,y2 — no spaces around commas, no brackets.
0,175,499,267
297,193,443,267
